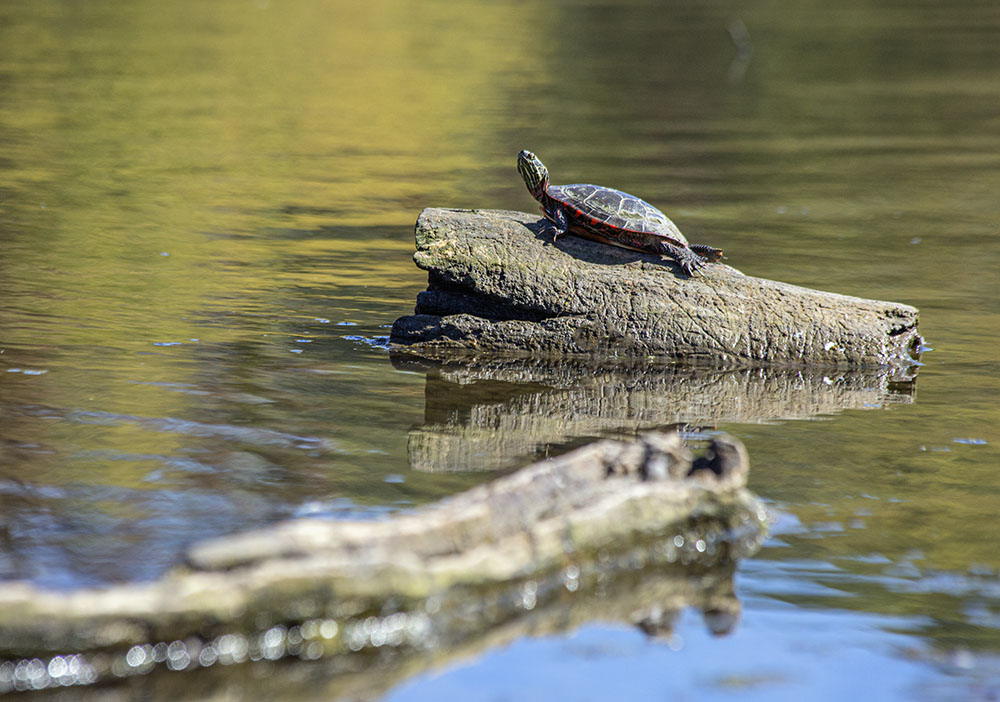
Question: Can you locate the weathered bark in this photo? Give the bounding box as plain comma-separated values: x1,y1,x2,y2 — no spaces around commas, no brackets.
0,433,765,691
389,208,922,367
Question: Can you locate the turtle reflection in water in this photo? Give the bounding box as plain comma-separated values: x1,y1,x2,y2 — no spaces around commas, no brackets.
517,150,723,275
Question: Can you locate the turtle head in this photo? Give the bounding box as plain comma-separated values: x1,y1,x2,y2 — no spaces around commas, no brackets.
517,150,549,199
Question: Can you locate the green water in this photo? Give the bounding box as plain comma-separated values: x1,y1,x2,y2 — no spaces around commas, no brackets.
1,0,999,698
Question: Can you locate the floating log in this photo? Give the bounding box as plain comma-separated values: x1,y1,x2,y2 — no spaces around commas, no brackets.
390,208,922,367
0,433,766,692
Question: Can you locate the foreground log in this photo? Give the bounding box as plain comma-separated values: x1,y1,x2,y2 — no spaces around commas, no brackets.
390,208,922,367
0,433,766,692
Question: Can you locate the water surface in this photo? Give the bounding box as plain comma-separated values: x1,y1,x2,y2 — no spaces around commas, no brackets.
1,0,999,698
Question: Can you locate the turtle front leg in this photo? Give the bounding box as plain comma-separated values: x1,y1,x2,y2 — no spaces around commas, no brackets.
546,206,570,241
658,241,704,275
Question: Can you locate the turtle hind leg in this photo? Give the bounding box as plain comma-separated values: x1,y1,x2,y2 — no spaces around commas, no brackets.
656,241,704,275
691,243,725,263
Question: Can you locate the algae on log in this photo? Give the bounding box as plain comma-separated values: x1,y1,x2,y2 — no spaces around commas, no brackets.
0,433,766,685
390,208,922,367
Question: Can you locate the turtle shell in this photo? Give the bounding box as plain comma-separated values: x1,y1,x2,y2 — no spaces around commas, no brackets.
547,183,689,247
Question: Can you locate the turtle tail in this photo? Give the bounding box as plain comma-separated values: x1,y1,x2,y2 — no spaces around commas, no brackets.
690,244,725,263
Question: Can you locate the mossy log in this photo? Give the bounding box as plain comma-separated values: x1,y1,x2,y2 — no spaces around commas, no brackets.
0,433,765,690
390,208,922,367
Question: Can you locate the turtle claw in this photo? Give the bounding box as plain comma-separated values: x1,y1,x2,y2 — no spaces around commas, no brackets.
541,222,563,243
660,242,704,276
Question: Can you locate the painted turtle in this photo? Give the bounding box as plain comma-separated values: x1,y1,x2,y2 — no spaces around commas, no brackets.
517,150,723,274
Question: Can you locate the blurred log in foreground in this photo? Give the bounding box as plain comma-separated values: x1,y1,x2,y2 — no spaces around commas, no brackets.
0,433,766,693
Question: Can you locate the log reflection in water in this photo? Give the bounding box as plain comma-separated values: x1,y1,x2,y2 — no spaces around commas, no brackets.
394,354,915,473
